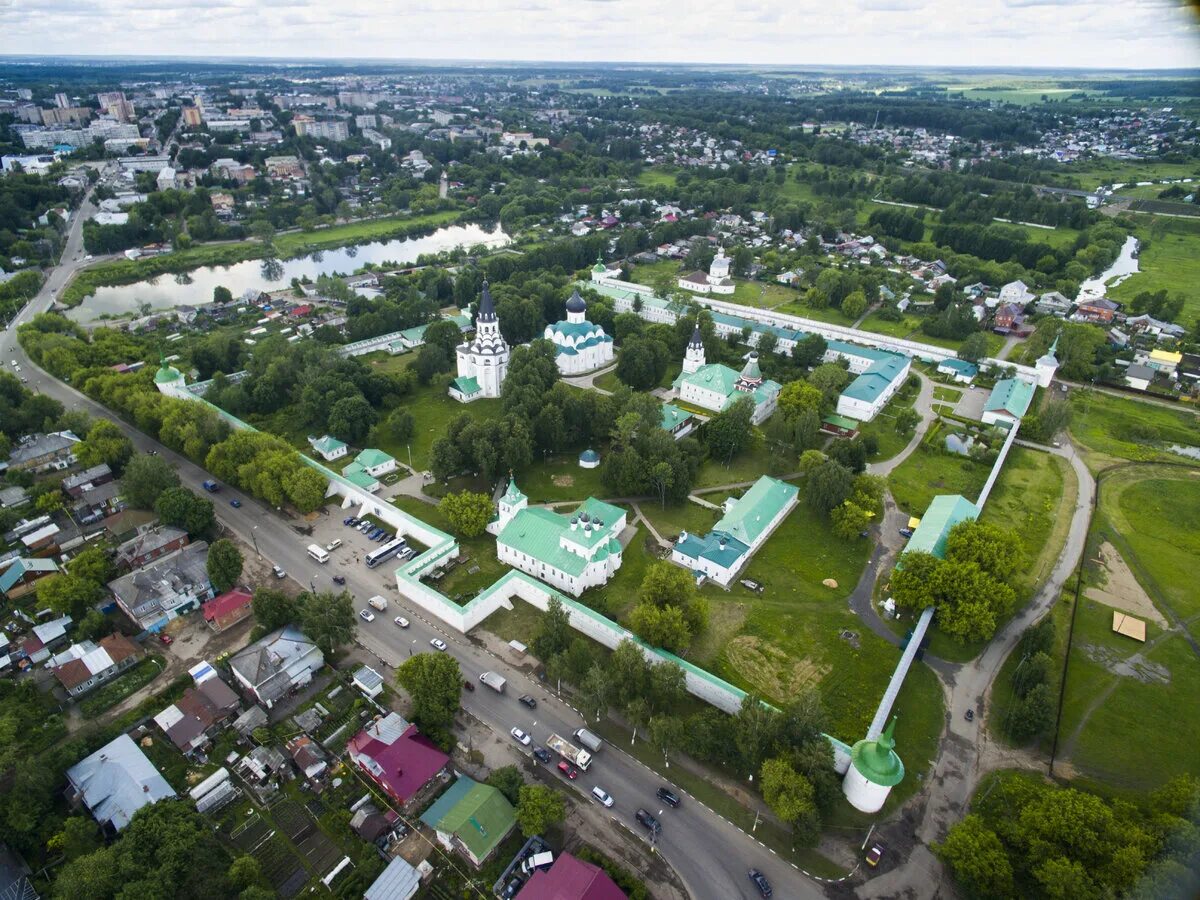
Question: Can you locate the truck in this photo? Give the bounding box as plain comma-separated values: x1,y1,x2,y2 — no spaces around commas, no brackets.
478,671,506,693
367,595,388,612
201,480,220,493
546,734,592,771
573,727,603,753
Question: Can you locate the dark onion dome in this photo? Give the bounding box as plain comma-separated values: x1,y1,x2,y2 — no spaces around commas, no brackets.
565,289,587,314
477,281,497,322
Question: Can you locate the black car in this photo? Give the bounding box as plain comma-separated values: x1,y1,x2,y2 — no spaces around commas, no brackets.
656,786,681,808
332,575,346,586
634,809,661,834
748,869,773,898
518,694,537,709
532,746,551,764
501,875,523,898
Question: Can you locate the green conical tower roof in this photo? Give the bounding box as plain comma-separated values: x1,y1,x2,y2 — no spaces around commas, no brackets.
592,254,607,273
502,475,526,505
850,717,905,787
740,352,762,383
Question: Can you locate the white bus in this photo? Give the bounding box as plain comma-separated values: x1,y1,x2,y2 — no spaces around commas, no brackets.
306,544,330,564
365,538,407,569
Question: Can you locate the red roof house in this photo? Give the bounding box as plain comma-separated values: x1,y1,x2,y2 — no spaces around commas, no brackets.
348,713,449,808
202,589,253,632
518,852,627,900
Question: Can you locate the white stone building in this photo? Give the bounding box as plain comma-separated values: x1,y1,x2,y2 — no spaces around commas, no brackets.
450,283,510,403
677,248,736,295
544,290,614,375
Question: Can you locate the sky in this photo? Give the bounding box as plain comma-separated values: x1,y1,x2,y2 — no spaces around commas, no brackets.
1,0,1199,69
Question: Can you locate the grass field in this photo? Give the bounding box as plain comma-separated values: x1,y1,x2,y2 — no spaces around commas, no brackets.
636,167,680,190
856,384,920,463
932,386,963,403
774,301,859,327
887,442,990,517
517,456,606,504
1056,465,1200,790
636,499,717,541
694,431,774,488
858,311,926,339
1109,215,1200,325
1067,389,1200,471
1060,160,1200,191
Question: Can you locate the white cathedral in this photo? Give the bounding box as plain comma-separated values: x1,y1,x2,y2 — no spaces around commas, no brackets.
544,289,614,375
449,282,510,403
678,247,735,295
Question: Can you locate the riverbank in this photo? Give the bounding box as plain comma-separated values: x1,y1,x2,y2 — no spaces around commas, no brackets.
59,208,466,307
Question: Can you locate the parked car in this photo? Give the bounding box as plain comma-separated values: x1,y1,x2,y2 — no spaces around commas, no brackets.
635,809,661,835
590,786,614,808
965,708,975,722
325,539,342,552
229,499,241,508
394,616,409,628
532,747,551,764
899,528,915,539
748,869,772,898
556,761,578,780
865,842,885,867
271,565,286,579
343,516,357,526
463,680,475,692
158,634,173,645
375,531,389,542
510,727,531,746
332,575,346,585
359,610,375,623
656,787,681,808
519,695,537,709
429,638,447,651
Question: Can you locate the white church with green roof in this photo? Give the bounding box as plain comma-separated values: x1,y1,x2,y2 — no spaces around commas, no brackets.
672,324,780,425
544,289,614,375
450,282,510,403
488,477,626,596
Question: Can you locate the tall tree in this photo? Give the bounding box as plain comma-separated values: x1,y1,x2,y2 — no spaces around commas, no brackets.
298,589,356,656
396,651,462,732
516,785,565,839
155,487,215,538
206,539,244,593
120,453,181,509
438,490,493,537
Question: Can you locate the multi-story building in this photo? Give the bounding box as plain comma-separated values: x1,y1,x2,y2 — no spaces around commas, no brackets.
107,541,212,633
51,633,141,698
543,290,614,375
7,431,80,472
673,341,780,425
450,283,509,403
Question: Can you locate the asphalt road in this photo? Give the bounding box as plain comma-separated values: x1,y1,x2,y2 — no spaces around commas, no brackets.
4,207,828,900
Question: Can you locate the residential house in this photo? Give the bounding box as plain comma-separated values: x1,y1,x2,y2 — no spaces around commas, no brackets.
19,615,72,665
153,668,240,754
201,588,253,632
348,712,450,808
1124,314,1187,341
308,434,348,462
65,734,176,833
0,485,30,510
1035,291,1074,317
51,633,141,698
936,358,978,384
420,776,517,867
982,378,1036,428
491,480,626,597
1124,363,1156,392
229,625,324,708
116,525,188,570
348,447,396,480
239,745,288,782
1136,348,1182,378
108,541,212,632
7,431,80,472
0,557,59,600
517,851,626,900
993,302,1023,331
287,735,328,780
72,481,123,523
1180,352,1200,385
1075,297,1119,324
62,463,113,498
672,476,799,587
998,280,1034,305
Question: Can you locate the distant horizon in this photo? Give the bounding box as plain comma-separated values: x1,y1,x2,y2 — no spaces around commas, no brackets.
1,0,1197,71
1,53,1200,75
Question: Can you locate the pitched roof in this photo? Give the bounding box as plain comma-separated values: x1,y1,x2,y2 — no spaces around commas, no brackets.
984,378,1035,419
53,633,140,690
364,857,421,900
518,852,626,900
937,358,978,376
355,448,395,468
674,362,739,396
65,734,176,831
714,476,798,546
116,525,187,565
842,354,909,404
202,588,253,623
660,403,693,431
419,776,515,862
229,625,323,703
348,714,449,804
0,557,59,593
902,494,979,560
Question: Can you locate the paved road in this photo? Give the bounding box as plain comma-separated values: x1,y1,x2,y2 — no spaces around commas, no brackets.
5,245,827,900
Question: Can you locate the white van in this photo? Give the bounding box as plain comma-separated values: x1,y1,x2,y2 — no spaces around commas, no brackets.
306,544,330,564
368,595,388,611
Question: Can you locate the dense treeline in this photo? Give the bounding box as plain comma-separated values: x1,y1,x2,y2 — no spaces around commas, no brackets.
880,170,1096,229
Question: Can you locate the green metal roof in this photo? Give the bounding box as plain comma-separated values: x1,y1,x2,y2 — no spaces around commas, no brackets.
714,476,798,546
502,477,526,505
842,355,909,404
355,448,395,469
674,363,740,396
154,363,182,384
850,717,905,787
984,378,1035,419
660,403,693,430
311,435,347,454
902,494,979,560
340,462,379,490
419,777,515,862
450,375,481,395
497,508,588,576
822,414,860,431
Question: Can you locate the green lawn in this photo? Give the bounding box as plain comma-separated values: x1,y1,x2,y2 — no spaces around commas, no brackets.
1057,159,1200,191
856,386,919,464
1110,215,1200,325
694,432,774,488
518,456,607,504
979,448,1075,598
1051,465,1200,790
933,386,963,403
272,209,462,255
636,167,680,190
730,279,801,310
858,311,926,339
773,301,858,327
594,370,622,392
582,526,658,622
385,378,505,471
887,442,990,517
1067,389,1200,471
636,499,717,541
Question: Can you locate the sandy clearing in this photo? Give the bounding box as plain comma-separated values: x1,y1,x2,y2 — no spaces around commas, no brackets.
1085,541,1169,628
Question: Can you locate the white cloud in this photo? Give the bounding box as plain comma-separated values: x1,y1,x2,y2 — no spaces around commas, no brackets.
0,0,1197,67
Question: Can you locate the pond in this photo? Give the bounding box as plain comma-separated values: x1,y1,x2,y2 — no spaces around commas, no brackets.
1167,444,1200,461
67,223,509,322
944,433,976,456
1077,234,1139,301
